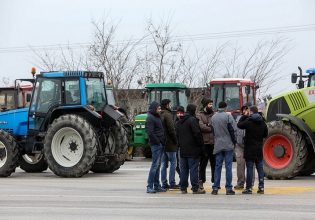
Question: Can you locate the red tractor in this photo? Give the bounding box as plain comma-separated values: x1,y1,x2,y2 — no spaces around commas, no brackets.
0,79,34,111
209,78,257,116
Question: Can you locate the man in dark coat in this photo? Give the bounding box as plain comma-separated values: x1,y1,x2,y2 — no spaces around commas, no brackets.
160,99,179,189
145,101,167,193
176,104,205,194
196,98,215,190
237,105,268,194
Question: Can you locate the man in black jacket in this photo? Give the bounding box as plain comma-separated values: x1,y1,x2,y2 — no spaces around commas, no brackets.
146,101,167,193
176,104,205,194
237,105,268,194
160,99,179,189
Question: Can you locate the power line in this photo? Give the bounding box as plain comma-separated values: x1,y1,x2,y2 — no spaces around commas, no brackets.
1,23,315,54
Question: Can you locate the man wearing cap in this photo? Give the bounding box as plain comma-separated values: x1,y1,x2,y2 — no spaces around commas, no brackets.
211,101,236,195
234,104,255,190
237,105,268,194
196,98,215,190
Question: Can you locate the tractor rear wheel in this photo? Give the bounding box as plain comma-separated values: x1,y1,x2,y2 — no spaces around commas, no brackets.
0,130,19,177
20,153,48,173
44,114,97,177
263,121,308,179
90,121,128,173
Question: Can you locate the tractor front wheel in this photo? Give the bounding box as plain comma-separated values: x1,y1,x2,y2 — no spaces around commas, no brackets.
44,114,97,177
263,121,308,179
0,130,19,177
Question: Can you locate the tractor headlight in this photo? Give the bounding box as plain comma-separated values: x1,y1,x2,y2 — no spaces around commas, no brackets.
135,125,141,129
140,125,145,129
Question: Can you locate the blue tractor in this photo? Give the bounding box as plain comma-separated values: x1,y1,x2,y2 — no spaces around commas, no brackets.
0,70,128,177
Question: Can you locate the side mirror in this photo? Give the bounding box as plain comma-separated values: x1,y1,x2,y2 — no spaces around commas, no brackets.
26,93,32,102
298,80,304,89
291,73,298,83
185,88,191,97
245,85,251,95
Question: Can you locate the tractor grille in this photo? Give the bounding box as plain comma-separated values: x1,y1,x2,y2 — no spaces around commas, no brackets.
266,97,290,122
2,128,13,134
288,91,307,111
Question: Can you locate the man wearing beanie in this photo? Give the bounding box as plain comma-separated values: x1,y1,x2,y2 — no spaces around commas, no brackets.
160,99,179,189
237,105,268,194
196,98,215,190
176,104,205,194
211,101,236,195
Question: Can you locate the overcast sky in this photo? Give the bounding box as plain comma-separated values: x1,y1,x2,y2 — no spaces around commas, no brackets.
1,0,315,96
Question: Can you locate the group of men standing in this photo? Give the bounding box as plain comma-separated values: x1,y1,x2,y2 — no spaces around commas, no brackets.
145,98,268,195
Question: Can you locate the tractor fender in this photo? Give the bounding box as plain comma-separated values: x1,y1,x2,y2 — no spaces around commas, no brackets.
277,113,315,152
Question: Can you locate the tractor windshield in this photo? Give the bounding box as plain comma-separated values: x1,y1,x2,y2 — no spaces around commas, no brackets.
85,78,107,111
106,88,116,106
148,89,188,110
211,84,240,111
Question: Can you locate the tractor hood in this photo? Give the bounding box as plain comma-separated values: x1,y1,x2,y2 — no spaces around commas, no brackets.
134,113,147,123
0,108,29,136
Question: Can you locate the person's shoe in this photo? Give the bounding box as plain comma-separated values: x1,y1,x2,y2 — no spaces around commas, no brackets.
169,184,180,190
198,180,204,190
257,188,264,194
154,186,167,192
193,188,206,194
234,185,244,190
146,187,156,194
162,184,170,189
242,189,253,194
226,189,236,195
181,189,188,194
211,189,218,195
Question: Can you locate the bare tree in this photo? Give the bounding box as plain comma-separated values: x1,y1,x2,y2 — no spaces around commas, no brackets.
222,37,291,96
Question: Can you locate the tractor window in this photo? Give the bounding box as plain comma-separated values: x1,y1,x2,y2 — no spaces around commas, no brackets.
148,90,161,104
86,78,107,111
106,88,116,106
225,85,240,111
210,84,223,110
65,79,80,105
31,78,62,113
161,90,177,109
178,90,188,109
309,75,315,87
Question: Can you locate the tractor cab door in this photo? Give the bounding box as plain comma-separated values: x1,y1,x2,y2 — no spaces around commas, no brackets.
28,78,62,132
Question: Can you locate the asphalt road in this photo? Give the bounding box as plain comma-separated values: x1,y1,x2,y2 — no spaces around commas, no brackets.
0,158,315,220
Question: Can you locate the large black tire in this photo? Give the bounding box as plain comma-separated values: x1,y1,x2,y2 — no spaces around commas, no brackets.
20,153,48,173
298,149,315,176
263,121,308,180
44,114,97,177
0,130,19,177
90,121,128,173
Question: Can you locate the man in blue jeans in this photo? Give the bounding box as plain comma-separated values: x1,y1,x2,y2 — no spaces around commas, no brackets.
160,99,180,189
237,105,268,194
176,104,205,194
211,101,236,195
146,101,167,193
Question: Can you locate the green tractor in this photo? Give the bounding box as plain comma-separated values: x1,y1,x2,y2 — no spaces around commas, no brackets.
263,67,315,179
131,83,190,158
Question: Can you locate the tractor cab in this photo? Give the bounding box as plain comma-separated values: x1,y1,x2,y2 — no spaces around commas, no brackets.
291,67,315,88
0,79,34,111
145,83,189,111
209,78,256,115
131,83,189,157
